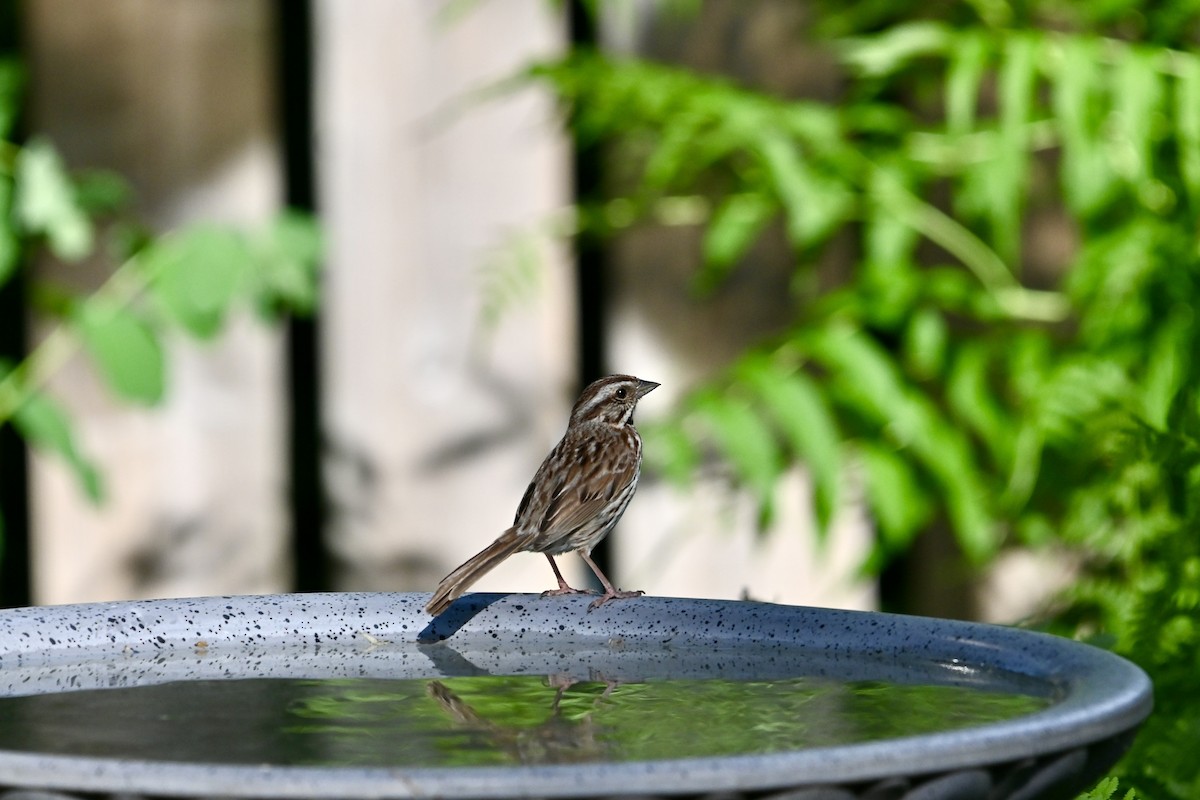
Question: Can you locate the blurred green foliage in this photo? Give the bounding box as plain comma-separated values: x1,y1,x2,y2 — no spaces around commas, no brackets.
1053,389,1200,800
0,56,321,529
527,2,1200,797
530,32,1200,562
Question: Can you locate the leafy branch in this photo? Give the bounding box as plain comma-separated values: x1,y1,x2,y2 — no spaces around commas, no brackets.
527,22,1200,568
525,8,1200,796
1,89,321,510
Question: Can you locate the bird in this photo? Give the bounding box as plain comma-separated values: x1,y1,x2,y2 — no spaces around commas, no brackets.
425,374,659,616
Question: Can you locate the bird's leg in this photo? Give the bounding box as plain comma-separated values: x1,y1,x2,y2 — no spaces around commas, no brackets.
539,554,594,597
578,551,643,610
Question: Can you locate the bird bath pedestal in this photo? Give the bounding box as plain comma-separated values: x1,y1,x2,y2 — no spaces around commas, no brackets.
0,593,1151,799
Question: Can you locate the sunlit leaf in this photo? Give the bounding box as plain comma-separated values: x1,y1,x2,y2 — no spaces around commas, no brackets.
839,22,951,78
254,211,323,315
1051,37,1116,217
858,443,931,553
643,110,712,192
1003,421,1044,510
946,33,988,137
804,326,909,428
144,226,250,338
699,193,775,289
640,420,700,486
13,138,94,261
1140,315,1188,428
12,391,103,502
903,307,947,381
755,133,852,249
864,163,921,268
808,326,998,560
991,33,1039,261
1113,46,1163,195
690,390,782,527
1032,360,1132,444
1176,56,1200,207
740,357,843,532
72,299,165,405
946,343,1010,463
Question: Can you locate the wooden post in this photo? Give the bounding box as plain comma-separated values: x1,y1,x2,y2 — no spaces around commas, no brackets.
314,1,576,591
22,0,289,602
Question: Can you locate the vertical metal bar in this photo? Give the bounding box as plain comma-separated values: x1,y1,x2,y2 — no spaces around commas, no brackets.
275,0,328,592
0,0,30,609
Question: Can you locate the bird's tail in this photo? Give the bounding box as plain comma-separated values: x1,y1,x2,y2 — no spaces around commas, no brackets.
425,528,524,616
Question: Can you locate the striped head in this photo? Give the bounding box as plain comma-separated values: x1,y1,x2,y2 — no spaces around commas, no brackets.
568,375,659,428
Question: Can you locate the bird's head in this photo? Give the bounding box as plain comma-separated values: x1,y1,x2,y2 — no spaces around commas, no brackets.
569,374,659,428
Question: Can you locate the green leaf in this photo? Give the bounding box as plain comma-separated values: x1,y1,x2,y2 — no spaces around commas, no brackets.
740,357,843,532
642,109,711,192
755,133,852,249
807,326,998,560
690,390,782,527
72,299,166,405
1032,359,1131,444
1176,56,1200,207
0,179,19,286
0,58,24,141
903,307,947,381
641,420,700,486
253,211,323,316
1003,421,1044,510
73,170,133,215
864,163,921,268
145,226,251,338
699,193,774,289
13,138,94,261
946,343,1010,463
1140,314,1188,428
945,32,988,137
12,391,103,502
859,442,931,554
1077,776,1121,800
1113,46,1163,196
991,33,1039,261
1051,37,1116,217
804,326,909,429
839,22,951,78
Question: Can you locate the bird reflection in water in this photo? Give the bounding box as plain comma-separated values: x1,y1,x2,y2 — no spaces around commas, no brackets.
425,673,620,765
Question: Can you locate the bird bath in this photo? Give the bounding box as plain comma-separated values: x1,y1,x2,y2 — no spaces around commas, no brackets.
0,593,1150,799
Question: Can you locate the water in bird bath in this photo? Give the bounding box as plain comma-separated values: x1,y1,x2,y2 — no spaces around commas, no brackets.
0,671,1052,768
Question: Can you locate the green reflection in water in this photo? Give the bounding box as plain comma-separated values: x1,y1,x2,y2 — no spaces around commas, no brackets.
0,675,1051,768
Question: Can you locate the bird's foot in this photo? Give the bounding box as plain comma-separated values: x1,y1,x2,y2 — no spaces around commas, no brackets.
540,586,595,598
588,589,644,611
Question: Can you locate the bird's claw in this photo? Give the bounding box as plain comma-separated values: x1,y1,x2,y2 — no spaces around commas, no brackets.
587,589,644,611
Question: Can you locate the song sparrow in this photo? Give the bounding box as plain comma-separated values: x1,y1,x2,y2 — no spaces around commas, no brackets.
425,375,659,616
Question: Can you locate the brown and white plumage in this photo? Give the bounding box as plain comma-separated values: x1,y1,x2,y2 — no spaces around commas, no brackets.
425,375,659,616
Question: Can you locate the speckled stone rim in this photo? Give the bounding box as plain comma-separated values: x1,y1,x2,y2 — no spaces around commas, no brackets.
0,593,1152,800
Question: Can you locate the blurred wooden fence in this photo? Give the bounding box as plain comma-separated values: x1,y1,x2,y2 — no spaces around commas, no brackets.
6,0,874,611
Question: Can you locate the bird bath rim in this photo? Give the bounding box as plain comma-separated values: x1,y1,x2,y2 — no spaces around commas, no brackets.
0,592,1152,799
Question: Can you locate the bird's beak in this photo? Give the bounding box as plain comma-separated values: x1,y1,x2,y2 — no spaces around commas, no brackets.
635,379,660,399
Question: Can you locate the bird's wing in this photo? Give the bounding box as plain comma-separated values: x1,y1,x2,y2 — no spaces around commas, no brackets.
538,445,638,536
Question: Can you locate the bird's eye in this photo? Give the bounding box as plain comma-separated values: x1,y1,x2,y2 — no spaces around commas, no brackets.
615,387,628,399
